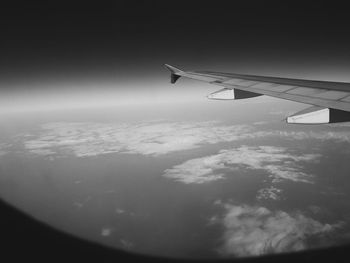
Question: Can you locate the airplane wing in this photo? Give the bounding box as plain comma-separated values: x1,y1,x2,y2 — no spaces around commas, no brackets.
164,64,350,124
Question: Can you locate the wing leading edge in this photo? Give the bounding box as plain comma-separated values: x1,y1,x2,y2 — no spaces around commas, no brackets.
164,64,350,124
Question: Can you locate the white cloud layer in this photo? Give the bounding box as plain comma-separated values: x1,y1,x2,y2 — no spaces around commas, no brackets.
255,130,350,143
218,203,342,257
163,146,320,185
21,121,350,159
23,121,252,157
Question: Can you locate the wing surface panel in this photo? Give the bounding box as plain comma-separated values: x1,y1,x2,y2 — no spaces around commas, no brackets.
167,67,350,112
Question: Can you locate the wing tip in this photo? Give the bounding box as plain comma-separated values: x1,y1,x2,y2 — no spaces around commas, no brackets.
164,64,182,74
164,64,183,84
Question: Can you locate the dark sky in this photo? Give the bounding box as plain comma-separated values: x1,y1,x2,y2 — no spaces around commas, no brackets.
2,1,350,112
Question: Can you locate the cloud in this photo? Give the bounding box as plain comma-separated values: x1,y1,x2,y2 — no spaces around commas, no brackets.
252,121,270,125
162,154,228,184
217,203,342,257
0,142,11,156
115,208,126,215
72,196,92,209
256,186,283,201
163,146,320,185
101,227,113,237
120,239,134,250
259,130,350,143
23,121,252,158
20,121,350,159
29,148,56,156
73,202,84,209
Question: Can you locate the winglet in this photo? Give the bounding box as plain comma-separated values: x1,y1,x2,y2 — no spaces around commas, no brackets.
164,64,183,84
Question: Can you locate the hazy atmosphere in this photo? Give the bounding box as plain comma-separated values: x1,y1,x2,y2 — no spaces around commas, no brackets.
1,1,350,260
